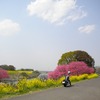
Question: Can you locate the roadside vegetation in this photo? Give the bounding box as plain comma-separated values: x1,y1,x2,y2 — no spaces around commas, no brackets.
0,73,99,98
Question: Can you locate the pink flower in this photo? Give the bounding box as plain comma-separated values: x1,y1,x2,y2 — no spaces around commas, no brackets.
48,61,95,79
0,68,9,79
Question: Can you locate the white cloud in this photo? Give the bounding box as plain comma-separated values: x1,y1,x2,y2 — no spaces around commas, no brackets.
0,19,20,36
67,8,87,21
78,24,95,34
27,0,87,25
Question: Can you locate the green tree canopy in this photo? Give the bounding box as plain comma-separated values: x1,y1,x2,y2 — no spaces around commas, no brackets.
0,65,16,70
58,50,95,67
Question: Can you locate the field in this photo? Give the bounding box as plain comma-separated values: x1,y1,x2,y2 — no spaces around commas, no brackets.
7,70,33,75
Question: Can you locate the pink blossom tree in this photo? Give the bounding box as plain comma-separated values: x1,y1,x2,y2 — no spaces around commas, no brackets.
69,61,95,75
48,65,69,79
0,68,9,79
48,61,95,79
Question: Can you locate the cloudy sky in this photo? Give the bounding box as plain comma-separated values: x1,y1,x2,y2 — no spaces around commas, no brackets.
0,0,100,71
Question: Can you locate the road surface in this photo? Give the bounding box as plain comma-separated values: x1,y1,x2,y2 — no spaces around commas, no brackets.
4,77,100,100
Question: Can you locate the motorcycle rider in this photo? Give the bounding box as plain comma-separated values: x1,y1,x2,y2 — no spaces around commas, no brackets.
65,71,71,86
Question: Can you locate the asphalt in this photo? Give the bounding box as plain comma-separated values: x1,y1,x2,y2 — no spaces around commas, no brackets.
4,77,100,100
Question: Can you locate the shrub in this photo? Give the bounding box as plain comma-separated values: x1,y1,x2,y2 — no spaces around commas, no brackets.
31,70,40,78
38,73,48,81
87,73,99,79
0,68,9,80
19,72,29,79
70,73,98,82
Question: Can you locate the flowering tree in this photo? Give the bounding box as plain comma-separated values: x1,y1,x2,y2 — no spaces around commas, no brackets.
48,61,95,79
0,68,9,79
48,65,69,79
69,61,94,76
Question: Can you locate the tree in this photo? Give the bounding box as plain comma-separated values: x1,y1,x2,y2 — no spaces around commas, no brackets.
58,50,95,67
0,65,16,70
0,65,9,70
48,61,95,79
0,68,9,80
69,61,94,75
19,68,34,71
31,70,40,78
9,65,16,70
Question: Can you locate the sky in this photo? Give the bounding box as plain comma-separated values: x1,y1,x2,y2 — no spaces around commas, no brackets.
0,0,100,71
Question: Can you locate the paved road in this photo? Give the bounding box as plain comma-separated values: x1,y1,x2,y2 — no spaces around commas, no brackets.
5,77,100,100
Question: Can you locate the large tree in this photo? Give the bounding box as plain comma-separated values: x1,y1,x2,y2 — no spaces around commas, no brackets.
58,50,95,67
0,65,16,70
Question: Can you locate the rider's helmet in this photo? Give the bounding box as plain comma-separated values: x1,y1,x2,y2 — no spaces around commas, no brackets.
68,71,71,74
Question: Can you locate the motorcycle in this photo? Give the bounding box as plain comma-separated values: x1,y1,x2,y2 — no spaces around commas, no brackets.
62,79,71,87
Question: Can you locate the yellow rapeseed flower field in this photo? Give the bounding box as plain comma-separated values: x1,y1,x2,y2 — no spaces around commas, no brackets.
0,73,99,98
